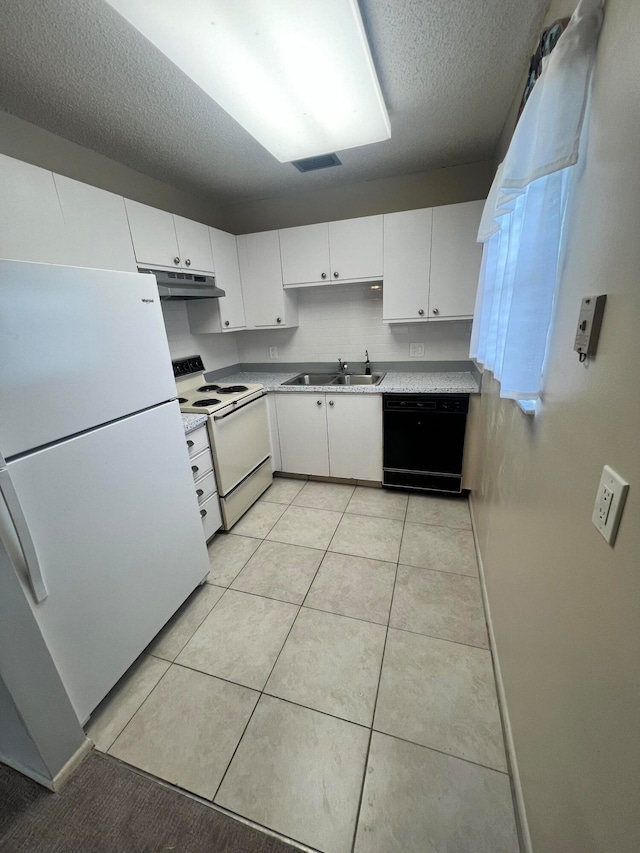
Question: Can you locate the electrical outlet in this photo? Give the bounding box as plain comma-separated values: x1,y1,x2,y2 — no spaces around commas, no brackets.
409,342,425,358
269,346,278,359
592,465,629,545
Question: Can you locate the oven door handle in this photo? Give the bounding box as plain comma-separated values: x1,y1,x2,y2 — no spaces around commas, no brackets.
213,392,267,420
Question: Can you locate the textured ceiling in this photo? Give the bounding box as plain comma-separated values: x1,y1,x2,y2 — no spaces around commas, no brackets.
0,0,547,206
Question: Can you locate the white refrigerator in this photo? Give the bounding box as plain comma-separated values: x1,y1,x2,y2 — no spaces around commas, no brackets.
0,260,210,724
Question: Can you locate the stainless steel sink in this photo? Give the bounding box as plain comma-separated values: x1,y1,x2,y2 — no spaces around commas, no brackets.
281,372,385,387
281,373,337,386
331,373,385,385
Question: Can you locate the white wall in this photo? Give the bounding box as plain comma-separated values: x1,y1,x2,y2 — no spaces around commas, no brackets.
235,283,472,365
473,1,640,850
161,302,239,371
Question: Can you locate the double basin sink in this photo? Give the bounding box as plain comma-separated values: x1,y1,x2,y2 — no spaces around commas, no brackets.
282,372,385,387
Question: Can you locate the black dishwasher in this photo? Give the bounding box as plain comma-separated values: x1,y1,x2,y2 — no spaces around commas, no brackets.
383,394,469,493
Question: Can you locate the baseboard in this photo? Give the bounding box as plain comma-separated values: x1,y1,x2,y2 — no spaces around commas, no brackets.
51,737,94,792
468,495,533,853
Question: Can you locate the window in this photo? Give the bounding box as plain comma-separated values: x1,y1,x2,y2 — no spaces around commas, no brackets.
470,0,605,406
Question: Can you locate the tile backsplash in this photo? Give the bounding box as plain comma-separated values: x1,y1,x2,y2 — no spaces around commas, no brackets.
162,284,472,372
161,301,239,371
235,284,472,365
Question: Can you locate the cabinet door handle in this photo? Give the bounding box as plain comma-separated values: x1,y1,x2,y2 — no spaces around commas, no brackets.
276,317,282,323
224,320,230,327
187,440,194,448
200,509,207,518
316,400,322,406
321,272,327,279
432,307,439,315
185,258,191,267
196,489,204,497
418,308,424,316
333,271,339,278
192,465,199,473
329,400,334,406
174,256,180,265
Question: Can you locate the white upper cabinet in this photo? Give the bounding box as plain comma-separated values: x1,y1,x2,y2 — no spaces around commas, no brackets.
187,226,246,333
237,230,298,329
124,199,181,270
173,215,214,274
429,200,484,319
383,208,433,322
0,153,70,264
279,222,330,286
280,215,383,287
54,175,137,272
328,215,383,282
124,200,215,274
383,201,483,323
209,227,245,329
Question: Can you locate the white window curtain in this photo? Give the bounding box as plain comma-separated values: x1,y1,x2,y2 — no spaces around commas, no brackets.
470,0,605,403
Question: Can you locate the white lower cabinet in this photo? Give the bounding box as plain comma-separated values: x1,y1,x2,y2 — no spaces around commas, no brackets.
274,393,382,481
186,425,221,541
326,394,382,481
275,393,330,477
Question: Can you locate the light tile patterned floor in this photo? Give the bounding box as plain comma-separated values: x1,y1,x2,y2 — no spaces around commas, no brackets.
86,478,520,853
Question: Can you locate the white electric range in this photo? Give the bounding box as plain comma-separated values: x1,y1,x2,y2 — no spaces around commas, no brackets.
173,356,273,529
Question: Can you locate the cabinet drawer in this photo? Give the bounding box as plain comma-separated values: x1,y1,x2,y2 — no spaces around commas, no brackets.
185,424,209,458
199,491,222,541
194,470,217,504
190,447,213,481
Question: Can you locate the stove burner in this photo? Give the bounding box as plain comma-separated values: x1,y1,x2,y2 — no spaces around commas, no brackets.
192,398,221,407
217,385,249,394
198,384,221,392
177,397,188,403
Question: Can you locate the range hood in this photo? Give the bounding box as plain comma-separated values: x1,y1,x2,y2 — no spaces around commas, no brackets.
139,268,226,300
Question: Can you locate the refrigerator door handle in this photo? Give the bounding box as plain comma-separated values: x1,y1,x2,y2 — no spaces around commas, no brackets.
0,465,48,603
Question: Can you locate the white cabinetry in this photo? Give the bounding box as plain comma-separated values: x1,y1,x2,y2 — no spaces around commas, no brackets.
173,215,215,274
0,153,69,264
237,231,298,329
54,175,137,272
275,393,329,477
187,227,246,333
326,394,382,481
186,424,222,541
383,208,432,322
274,393,382,481
124,199,214,274
429,200,484,319
383,200,483,323
328,216,383,282
280,215,383,287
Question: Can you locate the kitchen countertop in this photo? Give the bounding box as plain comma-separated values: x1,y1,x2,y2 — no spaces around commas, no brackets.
181,413,208,433
219,371,480,394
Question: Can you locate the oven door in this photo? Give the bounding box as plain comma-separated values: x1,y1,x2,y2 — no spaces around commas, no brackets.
208,392,271,496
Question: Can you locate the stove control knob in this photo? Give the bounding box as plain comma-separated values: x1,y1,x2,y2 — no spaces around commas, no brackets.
174,256,180,265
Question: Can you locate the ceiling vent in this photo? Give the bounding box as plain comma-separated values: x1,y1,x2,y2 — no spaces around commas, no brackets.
292,153,342,173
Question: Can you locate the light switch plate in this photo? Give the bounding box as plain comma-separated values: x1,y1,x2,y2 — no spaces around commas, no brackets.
409,342,425,358
592,465,629,545
269,346,278,359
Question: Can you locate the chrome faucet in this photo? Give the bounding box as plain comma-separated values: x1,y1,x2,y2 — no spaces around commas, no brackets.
338,357,348,374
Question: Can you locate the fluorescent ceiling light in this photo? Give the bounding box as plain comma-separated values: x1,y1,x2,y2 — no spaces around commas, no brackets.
103,0,390,163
